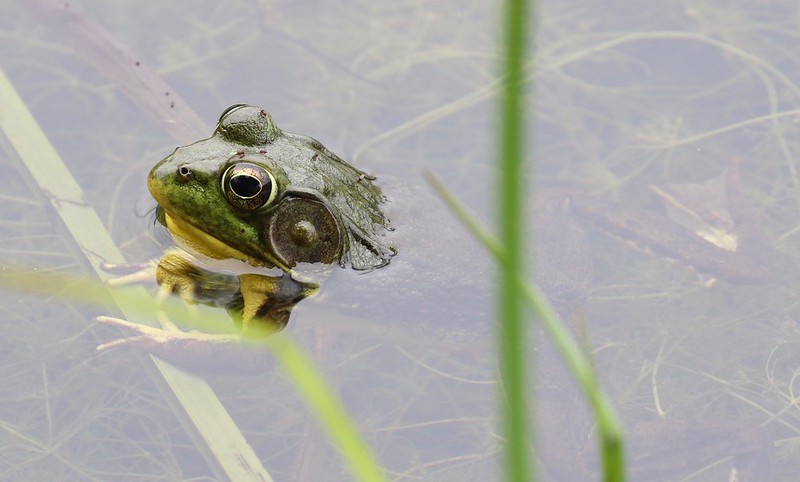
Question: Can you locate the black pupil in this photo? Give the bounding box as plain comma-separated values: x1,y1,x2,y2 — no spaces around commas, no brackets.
230,174,264,198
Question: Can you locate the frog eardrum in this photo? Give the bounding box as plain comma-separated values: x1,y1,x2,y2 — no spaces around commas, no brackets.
265,197,342,266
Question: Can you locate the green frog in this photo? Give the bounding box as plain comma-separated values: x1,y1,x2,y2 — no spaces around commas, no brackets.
98,105,776,480
99,104,394,360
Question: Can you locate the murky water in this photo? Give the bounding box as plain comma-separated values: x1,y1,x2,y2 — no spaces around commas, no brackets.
1,0,800,480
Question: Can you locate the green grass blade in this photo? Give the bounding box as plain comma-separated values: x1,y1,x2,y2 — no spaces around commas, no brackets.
0,64,275,482
0,63,387,482
424,172,627,481
498,0,531,479
267,336,386,482
0,269,388,482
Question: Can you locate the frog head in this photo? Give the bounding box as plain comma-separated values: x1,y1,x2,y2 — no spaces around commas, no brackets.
148,104,395,272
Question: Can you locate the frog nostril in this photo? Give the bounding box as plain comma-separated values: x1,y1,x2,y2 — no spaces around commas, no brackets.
178,166,192,179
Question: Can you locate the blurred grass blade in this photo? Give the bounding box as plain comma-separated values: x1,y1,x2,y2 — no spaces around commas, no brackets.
0,269,388,482
0,64,386,482
0,65,275,482
424,172,627,481
267,336,387,482
498,0,530,479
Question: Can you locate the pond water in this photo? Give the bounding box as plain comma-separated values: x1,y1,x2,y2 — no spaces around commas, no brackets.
2,0,800,481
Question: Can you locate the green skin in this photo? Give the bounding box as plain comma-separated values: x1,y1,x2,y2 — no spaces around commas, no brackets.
149,104,394,272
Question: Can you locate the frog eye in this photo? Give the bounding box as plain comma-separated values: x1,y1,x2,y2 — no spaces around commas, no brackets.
218,104,247,123
216,105,281,145
222,162,278,210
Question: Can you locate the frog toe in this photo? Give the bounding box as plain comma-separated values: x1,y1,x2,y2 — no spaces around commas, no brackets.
102,261,158,287
95,315,177,351
95,316,271,373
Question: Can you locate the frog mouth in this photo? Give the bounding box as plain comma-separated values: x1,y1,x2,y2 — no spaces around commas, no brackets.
149,171,289,270
160,210,287,271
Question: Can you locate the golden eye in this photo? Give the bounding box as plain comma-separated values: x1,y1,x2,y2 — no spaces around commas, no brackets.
221,162,278,210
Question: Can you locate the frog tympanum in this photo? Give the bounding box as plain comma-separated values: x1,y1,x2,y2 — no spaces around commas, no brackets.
98,104,394,361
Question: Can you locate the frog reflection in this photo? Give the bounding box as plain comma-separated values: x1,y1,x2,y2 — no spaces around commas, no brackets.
100,104,394,355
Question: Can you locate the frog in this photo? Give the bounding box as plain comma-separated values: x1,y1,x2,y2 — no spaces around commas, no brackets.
97,104,395,365
97,104,777,479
